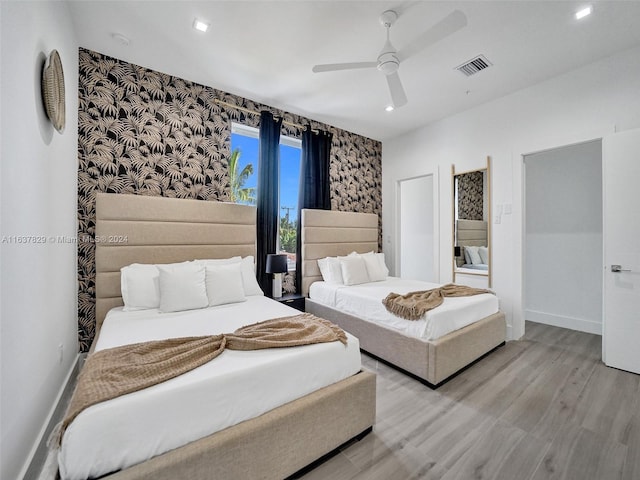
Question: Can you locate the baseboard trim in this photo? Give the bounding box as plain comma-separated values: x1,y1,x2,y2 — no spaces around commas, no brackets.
525,310,602,335
21,353,83,480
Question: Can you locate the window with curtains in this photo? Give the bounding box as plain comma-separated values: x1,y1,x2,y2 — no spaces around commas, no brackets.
230,123,301,270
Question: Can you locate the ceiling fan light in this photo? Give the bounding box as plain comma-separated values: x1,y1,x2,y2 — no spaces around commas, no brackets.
385,105,394,112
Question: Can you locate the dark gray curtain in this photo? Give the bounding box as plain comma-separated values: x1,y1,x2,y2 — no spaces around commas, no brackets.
257,111,282,295
295,127,333,293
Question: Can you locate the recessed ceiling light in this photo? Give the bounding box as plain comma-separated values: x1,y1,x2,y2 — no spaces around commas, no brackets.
385,105,394,112
193,19,210,32
575,6,592,20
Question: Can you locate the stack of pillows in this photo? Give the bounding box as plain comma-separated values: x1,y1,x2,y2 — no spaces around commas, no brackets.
463,246,488,266
120,256,263,313
317,252,389,286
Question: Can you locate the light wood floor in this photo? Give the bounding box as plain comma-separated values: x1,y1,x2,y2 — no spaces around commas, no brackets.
296,321,640,480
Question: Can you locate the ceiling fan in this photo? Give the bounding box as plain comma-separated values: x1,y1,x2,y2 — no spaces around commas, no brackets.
312,9,467,109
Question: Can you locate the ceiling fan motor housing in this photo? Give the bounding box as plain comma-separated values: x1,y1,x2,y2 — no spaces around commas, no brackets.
377,11,400,76
377,52,399,75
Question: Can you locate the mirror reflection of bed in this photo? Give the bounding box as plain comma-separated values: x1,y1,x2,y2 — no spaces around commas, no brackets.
452,157,492,288
456,219,488,272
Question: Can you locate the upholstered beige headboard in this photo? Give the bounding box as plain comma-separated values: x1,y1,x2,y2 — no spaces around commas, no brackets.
300,209,378,296
95,193,256,331
456,219,487,247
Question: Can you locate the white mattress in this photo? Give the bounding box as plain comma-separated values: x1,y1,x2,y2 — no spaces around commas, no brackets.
59,296,361,480
309,277,499,341
459,263,489,271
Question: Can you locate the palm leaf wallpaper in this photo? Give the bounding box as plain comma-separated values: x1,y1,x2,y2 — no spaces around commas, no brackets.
457,171,484,220
77,48,382,351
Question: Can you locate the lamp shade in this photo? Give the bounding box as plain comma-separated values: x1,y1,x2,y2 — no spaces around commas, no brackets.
265,254,288,274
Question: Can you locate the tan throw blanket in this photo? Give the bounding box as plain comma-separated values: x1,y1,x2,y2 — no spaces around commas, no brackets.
53,313,346,447
382,283,493,320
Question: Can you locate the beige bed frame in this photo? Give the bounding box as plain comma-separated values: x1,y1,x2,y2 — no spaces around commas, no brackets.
301,208,506,388
88,193,376,480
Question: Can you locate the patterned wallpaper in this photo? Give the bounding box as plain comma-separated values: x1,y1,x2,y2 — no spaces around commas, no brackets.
457,171,484,221
77,48,382,351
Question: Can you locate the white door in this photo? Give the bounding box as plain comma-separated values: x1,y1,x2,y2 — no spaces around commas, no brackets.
399,175,435,282
603,128,640,374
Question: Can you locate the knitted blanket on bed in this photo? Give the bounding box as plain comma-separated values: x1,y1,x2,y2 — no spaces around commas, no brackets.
382,283,493,321
52,313,346,447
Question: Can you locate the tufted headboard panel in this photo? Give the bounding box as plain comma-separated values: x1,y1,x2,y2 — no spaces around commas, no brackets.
300,209,378,296
94,193,256,331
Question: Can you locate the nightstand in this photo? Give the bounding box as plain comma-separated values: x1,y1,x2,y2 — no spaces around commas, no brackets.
275,293,305,312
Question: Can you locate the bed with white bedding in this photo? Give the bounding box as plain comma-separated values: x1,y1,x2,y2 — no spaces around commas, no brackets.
60,193,376,480
309,277,499,341
301,208,506,388
60,296,362,480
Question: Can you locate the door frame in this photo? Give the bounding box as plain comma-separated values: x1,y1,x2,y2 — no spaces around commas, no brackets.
521,139,603,335
513,128,613,341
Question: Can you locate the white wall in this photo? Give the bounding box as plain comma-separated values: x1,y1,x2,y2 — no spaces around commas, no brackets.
1,2,78,479
524,141,602,334
399,175,436,282
382,45,640,340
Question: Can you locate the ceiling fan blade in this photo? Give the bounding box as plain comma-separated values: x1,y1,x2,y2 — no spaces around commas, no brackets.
386,72,407,108
312,61,378,73
397,9,467,63
390,1,422,17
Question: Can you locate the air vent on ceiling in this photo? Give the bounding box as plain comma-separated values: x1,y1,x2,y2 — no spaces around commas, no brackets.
456,55,492,77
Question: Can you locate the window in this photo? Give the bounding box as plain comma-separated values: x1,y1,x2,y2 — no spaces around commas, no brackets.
230,123,301,271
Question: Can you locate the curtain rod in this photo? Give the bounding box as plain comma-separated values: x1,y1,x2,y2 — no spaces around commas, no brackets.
213,98,319,132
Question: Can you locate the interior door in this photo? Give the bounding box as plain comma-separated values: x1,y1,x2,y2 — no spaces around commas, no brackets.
603,128,640,374
399,175,435,282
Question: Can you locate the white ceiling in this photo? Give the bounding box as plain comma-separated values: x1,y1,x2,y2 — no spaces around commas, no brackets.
67,1,640,141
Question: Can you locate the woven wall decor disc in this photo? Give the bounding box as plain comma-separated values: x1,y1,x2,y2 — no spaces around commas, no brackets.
42,49,65,133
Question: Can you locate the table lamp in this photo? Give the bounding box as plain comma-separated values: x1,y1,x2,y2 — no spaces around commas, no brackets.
265,253,288,298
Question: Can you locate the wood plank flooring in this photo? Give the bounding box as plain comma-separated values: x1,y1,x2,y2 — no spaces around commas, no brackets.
295,321,640,480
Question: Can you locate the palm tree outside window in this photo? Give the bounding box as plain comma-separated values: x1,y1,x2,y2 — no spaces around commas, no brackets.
228,148,256,204
230,123,301,271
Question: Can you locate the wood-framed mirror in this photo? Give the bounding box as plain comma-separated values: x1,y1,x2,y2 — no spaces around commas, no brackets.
452,157,492,287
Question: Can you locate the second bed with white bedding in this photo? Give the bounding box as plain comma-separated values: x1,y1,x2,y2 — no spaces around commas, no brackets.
309,277,499,341
59,296,361,480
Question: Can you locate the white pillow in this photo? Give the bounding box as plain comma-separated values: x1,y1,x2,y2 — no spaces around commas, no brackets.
478,246,489,264
205,263,246,306
340,256,370,286
375,252,390,277
240,256,264,296
197,256,263,296
465,246,483,265
196,256,242,268
361,252,386,282
317,256,344,285
121,263,160,311
158,262,208,313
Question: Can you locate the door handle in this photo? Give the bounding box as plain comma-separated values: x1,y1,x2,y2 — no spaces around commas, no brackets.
611,264,632,273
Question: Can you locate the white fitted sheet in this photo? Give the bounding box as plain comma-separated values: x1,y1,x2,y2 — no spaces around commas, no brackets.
59,296,361,480
309,277,499,341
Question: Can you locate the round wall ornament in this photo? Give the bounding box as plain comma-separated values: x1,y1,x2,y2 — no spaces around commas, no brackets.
42,49,65,133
